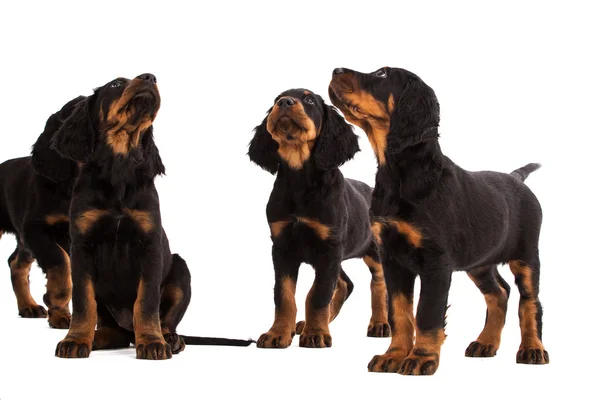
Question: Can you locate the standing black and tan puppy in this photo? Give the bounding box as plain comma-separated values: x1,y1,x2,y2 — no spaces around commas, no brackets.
248,89,389,349
0,95,84,328
329,67,549,375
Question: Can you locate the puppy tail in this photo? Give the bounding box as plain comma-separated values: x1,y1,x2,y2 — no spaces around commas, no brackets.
510,163,541,182
179,335,255,347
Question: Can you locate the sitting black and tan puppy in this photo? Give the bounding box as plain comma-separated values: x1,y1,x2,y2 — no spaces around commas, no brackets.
329,67,549,374
0,95,84,328
248,89,389,349
52,74,252,359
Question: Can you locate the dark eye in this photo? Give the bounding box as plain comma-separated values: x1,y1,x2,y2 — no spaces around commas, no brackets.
374,69,387,78
304,97,315,105
110,81,122,88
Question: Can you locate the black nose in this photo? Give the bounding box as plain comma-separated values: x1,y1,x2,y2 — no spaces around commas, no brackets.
333,68,346,76
277,97,295,108
138,73,157,84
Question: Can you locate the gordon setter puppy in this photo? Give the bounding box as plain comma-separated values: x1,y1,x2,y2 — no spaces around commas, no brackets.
248,89,390,349
52,74,251,359
0,95,85,328
329,67,549,374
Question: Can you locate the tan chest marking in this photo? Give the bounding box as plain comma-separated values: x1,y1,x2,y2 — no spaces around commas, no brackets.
371,218,423,248
124,208,154,233
76,209,109,234
270,218,331,240
45,214,69,225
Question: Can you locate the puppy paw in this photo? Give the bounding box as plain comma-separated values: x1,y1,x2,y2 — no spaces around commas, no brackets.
48,308,71,329
136,341,172,360
516,348,549,364
295,321,305,335
299,331,332,348
55,338,91,358
256,330,293,349
368,353,407,373
19,304,47,318
397,354,439,375
465,341,498,357
164,333,185,354
367,321,391,337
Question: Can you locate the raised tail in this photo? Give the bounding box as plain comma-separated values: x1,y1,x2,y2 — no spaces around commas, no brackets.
510,163,541,182
179,335,255,347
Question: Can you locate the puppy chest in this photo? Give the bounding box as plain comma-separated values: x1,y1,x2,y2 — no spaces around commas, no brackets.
74,208,155,241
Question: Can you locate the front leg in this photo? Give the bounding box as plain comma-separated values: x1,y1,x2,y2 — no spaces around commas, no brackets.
397,269,451,376
299,251,342,348
257,247,301,349
134,272,171,360
56,246,97,358
368,259,416,372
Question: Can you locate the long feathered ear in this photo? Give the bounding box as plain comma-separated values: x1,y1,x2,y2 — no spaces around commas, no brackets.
247,109,279,174
387,77,440,153
51,97,96,162
140,126,165,179
312,103,359,170
31,95,86,181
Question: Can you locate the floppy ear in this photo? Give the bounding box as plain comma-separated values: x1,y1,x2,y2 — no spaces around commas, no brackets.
31,95,86,181
247,110,279,174
51,97,96,162
312,103,359,170
140,126,165,178
387,77,440,152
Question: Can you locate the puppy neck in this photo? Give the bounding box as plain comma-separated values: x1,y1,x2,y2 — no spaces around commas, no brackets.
276,158,338,188
377,133,445,202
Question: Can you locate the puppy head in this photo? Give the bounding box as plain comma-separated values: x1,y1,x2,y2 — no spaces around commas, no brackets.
52,74,161,163
329,67,439,165
248,89,358,173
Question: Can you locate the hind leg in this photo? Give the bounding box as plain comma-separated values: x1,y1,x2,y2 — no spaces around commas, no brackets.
509,259,549,364
364,242,390,337
465,265,509,357
92,303,134,351
23,223,72,329
295,268,354,335
8,246,47,318
159,255,191,354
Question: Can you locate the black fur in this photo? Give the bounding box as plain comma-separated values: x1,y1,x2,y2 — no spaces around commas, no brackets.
329,67,549,374
249,89,389,349
0,95,84,327
52,74,250,360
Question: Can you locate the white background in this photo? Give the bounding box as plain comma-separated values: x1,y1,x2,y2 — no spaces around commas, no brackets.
0,1,597,399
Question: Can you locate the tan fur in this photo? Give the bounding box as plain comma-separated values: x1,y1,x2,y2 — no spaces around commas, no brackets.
76,209,109,234
124,208,154,233
266,100,319,170
297,217,330,240
45,214,69,225
269,221,291,238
